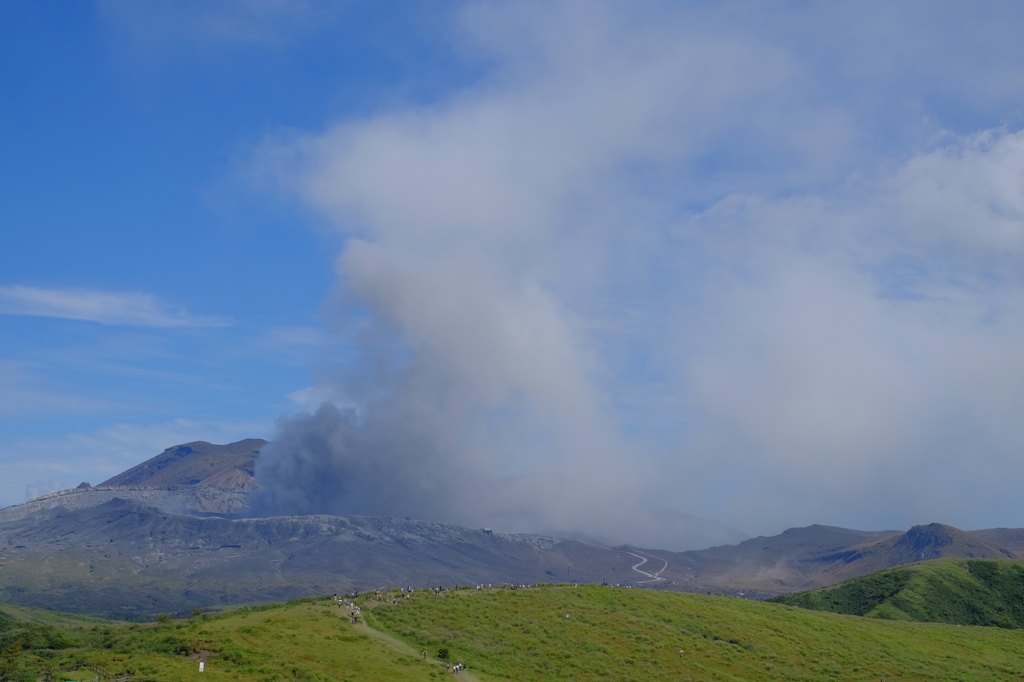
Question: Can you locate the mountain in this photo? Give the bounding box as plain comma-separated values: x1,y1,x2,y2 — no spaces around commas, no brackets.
99,439,265,488
769,558,1024,628
967,527,1024,553
648,522,1020,598
5,494,1024,619
5,438,1024,614
0,485,250,523
0,438,748,552
887,523,1013,563
0,440,265,523
0,498,648,619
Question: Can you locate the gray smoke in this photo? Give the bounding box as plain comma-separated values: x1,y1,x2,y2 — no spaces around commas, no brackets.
252,403,455,521
252,1,1024,542
252,401,747,550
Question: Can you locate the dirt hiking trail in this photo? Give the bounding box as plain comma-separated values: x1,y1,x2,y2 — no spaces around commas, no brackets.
348,612,484,681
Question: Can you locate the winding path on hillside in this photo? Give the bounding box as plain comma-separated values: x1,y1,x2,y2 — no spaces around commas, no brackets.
625,551,669,584
349,610,483,681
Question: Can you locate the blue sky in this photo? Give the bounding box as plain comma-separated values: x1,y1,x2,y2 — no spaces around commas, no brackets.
4,1,1024,539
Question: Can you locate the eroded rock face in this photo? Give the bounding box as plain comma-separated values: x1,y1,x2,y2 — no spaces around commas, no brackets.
98,439,266,488
0,485,250,523
0,439,266,524
897,523,955,551
0,498,634,619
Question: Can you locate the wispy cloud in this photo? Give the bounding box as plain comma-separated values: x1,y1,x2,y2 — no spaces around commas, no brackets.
98,0,348,51
0,359,119,417
0,286,229,327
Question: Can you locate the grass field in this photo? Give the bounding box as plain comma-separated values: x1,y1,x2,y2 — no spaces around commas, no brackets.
770,559,1024,629
1,597,439,682
367,583,1024,681
4,584,1024,681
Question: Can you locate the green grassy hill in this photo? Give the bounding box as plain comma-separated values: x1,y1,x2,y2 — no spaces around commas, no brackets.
5,584,1024,681
769,558,1024,628
0,597,435,682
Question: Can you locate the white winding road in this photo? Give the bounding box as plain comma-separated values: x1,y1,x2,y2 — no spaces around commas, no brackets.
625,551,668,584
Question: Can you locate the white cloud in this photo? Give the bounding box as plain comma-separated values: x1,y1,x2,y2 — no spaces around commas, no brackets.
286,385,355,412
253,326,332,367
0,359,119,417
0,286,229,327
98,0,348,51
665,127,1024,533
22,479,69,503
251,1,805,540
893,129,1024,264
252,1,1024,540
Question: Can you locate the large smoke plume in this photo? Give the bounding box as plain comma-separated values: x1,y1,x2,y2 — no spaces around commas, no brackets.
252,1,1024,544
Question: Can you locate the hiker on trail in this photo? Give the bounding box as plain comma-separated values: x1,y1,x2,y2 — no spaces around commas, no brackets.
422,650,427,659
565,613,570,620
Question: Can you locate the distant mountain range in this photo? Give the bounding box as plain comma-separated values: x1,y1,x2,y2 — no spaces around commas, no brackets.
653,521,1023,598
4,439,1024,619
0,439,748,550
0,498,647,619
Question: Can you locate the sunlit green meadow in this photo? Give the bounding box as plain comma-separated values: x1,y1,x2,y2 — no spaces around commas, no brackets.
5,583,1024,681
368,583,1024,681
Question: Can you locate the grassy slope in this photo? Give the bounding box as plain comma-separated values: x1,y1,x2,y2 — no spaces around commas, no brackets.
0,603,107,629
770,559,1024,628
367,584,1024,681
4,585,1024,681
1,597,439,682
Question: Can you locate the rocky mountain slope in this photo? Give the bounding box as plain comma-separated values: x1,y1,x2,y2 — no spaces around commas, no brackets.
0,498,644,619
3,493,1024,617
967,527,1024,553
0,440,264,523
0,438,748,551
0,485,249,523
3,439,1024,615
98,439,265,489
653,522,1020,597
